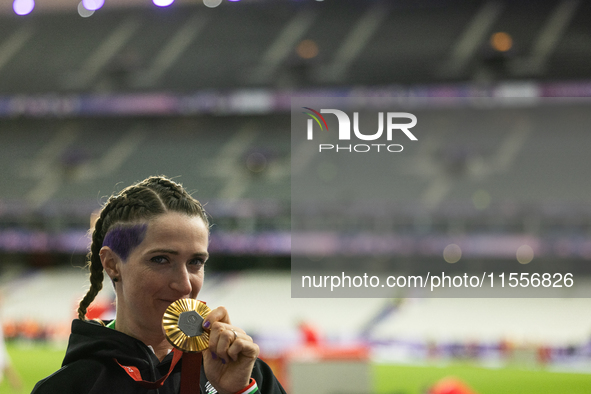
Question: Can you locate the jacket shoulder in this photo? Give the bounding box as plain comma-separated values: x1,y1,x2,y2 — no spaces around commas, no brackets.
31,359,107,394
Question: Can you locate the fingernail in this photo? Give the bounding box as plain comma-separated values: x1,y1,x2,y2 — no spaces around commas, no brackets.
211,352,217,360
221,358,226,365
203,321,211,329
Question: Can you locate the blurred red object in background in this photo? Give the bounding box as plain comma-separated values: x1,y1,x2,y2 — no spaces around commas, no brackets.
430,377,479,394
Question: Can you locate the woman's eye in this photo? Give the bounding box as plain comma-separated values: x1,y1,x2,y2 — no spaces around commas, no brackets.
150,256,168,264
189,258,205,266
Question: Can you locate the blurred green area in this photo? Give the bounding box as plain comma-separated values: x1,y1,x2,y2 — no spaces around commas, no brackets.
374,363,591,394
2,342,591,394
0,342,64,394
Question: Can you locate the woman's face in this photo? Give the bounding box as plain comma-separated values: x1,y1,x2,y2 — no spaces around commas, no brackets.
111,212,209,334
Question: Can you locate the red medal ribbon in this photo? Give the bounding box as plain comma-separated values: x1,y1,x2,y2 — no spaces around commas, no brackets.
180,352,202,394
115,348,201,391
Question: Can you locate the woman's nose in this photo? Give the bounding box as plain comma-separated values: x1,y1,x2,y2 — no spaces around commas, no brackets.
169,266,192,296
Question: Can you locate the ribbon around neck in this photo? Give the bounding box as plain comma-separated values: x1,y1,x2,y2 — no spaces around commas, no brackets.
115,348,202,393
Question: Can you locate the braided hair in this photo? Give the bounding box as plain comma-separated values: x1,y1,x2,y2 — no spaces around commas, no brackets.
77,176,208,321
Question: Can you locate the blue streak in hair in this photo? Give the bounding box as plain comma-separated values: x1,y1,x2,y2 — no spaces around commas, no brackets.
102,224,148,261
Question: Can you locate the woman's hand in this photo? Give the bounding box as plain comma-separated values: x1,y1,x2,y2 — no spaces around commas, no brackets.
202,306,259,394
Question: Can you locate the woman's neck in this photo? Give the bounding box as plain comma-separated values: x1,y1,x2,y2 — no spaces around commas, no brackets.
114,314,173,362
150,342,174,361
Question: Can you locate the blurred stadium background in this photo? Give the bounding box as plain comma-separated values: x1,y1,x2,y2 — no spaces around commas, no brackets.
1,0,591,393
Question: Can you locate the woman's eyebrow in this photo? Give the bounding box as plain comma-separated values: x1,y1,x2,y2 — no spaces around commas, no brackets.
146,248,208,258
146,248,179,255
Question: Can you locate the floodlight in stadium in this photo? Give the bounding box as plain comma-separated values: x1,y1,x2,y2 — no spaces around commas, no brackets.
516,245,534,264
246,152,267,173
443,244,462,264
204,0,222,7
296,39,319,59
490,32,513,52
153,0,175,7
13,0,34,15
78,2,95,17
82,0,104,11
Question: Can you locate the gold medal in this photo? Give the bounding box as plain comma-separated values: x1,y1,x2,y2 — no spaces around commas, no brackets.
163,299,211,353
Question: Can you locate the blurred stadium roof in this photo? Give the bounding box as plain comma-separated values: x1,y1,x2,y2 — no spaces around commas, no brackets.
0,0,200,14
0,0,589,94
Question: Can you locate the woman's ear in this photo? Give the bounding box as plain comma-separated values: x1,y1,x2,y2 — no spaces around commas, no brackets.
99,246,121,282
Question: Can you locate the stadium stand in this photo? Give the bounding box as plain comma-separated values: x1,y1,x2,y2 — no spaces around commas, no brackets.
2,1,591,392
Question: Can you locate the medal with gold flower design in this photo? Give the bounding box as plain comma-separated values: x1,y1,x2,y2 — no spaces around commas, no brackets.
163,299,211,353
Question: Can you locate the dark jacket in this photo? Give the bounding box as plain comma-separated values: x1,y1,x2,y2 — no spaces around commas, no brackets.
32,320,286,394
